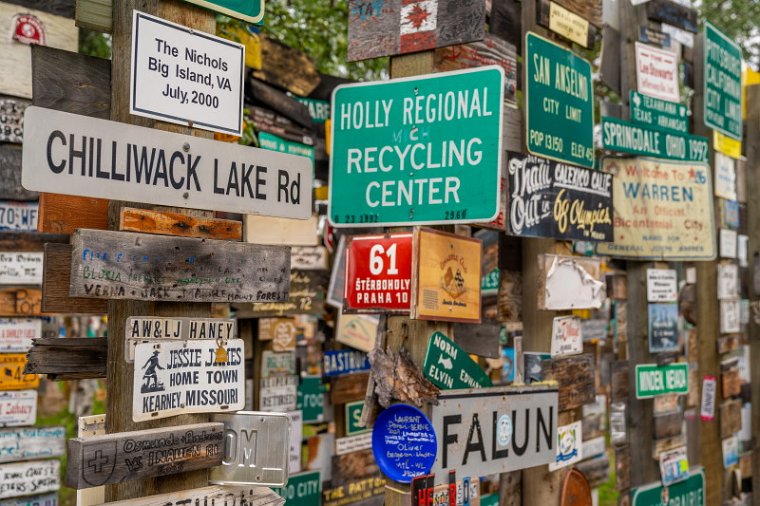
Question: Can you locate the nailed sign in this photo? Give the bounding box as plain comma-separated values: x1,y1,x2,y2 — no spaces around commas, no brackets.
0,460,59,499
635,363,689,399
0,427,65,463
704,21,742,140
125,317,236,362
0,202,37,231
601,116,709,162
506,152,613,242
182,0,264,24
0,390,37,427
22,107,312,219
323,349,370,377
0,253,43,285
629,91,688,134
635,42,680,103
274,470,321,506
423,331,492,389
132,340,245,422
0,318,41,353
329,67,504,227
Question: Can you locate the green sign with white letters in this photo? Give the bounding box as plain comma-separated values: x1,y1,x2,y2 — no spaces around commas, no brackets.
344,400,369,435
631,468,704,505
274,470,321,506
602,116,709,162
526,32,594,168
704,21,742,140
329,67,504,227
635,363,689,399
297,375,325,423
630,91,689,134
423,331,492,390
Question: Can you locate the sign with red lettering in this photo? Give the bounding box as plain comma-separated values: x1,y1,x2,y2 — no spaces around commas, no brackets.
344,233,412,313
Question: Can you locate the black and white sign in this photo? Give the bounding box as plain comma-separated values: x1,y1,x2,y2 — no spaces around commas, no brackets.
125,317,236,362
0,460,59,499
646,269,677,302
717,263,739,300
0,252,43,285
0,201,37,231
259,375,297,412
131,11,244,135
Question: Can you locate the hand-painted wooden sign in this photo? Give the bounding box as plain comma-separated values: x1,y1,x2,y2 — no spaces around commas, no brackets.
329,67,504,227
42,243,107,315
629,91,688,134
704,21,743,140
344,233,412,313
597,158,715,260
209,411,289,487
258,318,298,352
635,363,688,399
260,351,295,378
635,42,680,103
0,98,28,143
423,331,491,389
538,254,604,310
412,228,482,323
259,375,297,412
65,423,224,489
69,229,290,303
0,202,37,231
430,385,558,478
0,318,41,353
0,355,38,390
347,0,486,61
0,252,43,285
601,116,709,162
238,270,327,317
132,340,245,422
22,107,312,219
0,390,37,427
323,349,370,377
505,152,612,242
96,486,284,506
0,426,65,463
24,338,107,380
125,317,236,362
0,460,60,499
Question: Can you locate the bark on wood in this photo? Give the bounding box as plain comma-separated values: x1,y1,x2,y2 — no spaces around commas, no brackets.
24,337,107,380
245,76,312,128
369,346,439,408
42,243,107,314
119,208,242,241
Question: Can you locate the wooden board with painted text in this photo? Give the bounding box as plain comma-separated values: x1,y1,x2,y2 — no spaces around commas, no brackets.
0,459,59,499
41,244,107,314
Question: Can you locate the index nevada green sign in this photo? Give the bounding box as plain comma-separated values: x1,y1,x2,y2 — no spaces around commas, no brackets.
631,468,704,505
704,21,742,140
182,0,264,24
329,67,504,227
635,363,689,399
526,32,594,168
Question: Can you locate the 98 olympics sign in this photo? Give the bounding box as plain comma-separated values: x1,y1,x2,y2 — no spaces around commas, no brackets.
344,233,412,313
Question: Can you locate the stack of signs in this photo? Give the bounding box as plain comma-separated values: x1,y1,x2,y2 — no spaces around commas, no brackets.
423,331,492,390
646,270,679,353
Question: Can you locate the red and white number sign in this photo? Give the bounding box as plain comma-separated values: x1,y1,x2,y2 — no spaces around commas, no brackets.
344,233,412,312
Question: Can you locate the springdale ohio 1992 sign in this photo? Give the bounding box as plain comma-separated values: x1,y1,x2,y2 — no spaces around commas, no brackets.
329,66,504,227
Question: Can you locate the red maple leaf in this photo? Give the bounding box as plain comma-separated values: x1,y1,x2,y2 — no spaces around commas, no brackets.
406,4,431,30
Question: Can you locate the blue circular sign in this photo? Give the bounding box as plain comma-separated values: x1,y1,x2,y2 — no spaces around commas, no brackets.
372,404,437,483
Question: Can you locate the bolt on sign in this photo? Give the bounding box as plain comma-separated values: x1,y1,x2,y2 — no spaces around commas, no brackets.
209,411,289,487
411,228,482,323
635,363,689,399
125,317,237,362
704,21,742,140
0,390,36,426
21,107,312,218
423,331,492,389
601,116,709,163
130,11,244,136
634,42,680,103
430,385,558,479
631,467,704,505
0,201,37,231
182,0,264,24
596,158,715,260
344,233,412,312
329,67,504,227
132,340,245,422
525,32,594,168
629,91,689,134
0,354,38,390
0,460,60,499
274,470,321,506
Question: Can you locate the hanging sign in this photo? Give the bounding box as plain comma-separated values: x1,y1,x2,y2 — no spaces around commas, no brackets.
548,420,583,471
344,233,412,312
596,158,715,260
0,426,65,463
525,32,594,168
0,201,37,231
629,90,688,134
646,269,678,302
274,470,321,506
181,0,264,24
550,316,583,357
631,468,704,506
0,354,38,390
125,317,237,362
22,107,312,219
0,390,37,426
372,404,437,483
411,228,482,323
422,331,492,389
329,67,504,227
635,363,689,399
635,42,680,102
0,460,59,499
132,340,245,422
601,116,709,162
322,349,370,377
0,318,41,353
704,21,742,140
506,152,613,242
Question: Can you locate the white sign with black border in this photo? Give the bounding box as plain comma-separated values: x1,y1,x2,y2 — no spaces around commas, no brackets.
130,10,244,136
646,269,678,302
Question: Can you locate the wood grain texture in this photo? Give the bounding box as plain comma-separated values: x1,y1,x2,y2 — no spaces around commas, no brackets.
0,145,37,200
0,232,67,252
24,337,107,380
38,193,109,234
94,486,284,506
3,0,75,18
0,288,42,316
119,208,242,241
541,354,595,411
76,0,113,33
451,321,501,358
248,106,315,145
42,243,107,314
246,76,312,128
575,455,610,488
551,0,601,26
331,372,371,405
234,270,327,317
653,411,682,439
252,35,320,96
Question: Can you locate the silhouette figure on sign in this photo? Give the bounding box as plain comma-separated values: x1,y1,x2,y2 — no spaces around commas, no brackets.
141,350,165,393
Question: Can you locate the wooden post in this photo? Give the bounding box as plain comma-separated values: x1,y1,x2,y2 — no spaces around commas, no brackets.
106,0,215,500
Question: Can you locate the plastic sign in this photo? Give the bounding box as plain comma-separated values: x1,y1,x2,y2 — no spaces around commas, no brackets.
344,233,412,312
329,67,504,227
423,331,492,389
704,21,742,140
635,363,689,399
182,0,264,24
601,116,709,162
372,404,437,483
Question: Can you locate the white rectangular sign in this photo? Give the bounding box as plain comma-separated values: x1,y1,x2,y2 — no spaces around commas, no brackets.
0,390,37,427
0,459,60,499
0,252,43,285
335,432,372,456
0,201,37,231
635,42,680,102
550,316,583,357
288,410,303,474
131,11,244,136
646,269,678,302
0,319,41,353
548,420,583,471
132,339,245,422
125,317,236,362
0,426,65,463
717,263,739,300
22,106,312,219
259,375,298,412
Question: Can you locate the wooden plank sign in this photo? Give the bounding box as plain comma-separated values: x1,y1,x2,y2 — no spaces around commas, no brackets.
0,355,38,390
22,107,313,219
0,252,43,285
0,318,41,353
132,340,245,422
69,229,290,303
125,316,236,362
65,423,225,489
0,460,60,499
37,194,109,234
0,202,38,231
237,270,328,317
90,486,285,506
0,390,37,427
0,288,42,317
120,208,242,241
24,338,107,380
0,426,65,463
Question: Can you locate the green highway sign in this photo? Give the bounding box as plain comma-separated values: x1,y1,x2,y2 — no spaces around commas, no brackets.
423,331,492,390
630,91,689,134
526,32,594,168
329,67,504,227
345,400,369,436
704,21,742,140
182,0,264,24
297,375,326,423
295,97,330,124
635,363,689,399
602,116,709,162
631,468,704,505
274,470,321,506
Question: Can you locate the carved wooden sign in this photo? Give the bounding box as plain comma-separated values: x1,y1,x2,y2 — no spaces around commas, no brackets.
65,423,225,489
0,459,60,499
0,354,39,390
0,426,65,463
69,229,290,303
125,317,237,362
0,318,41,353
91,486,285,506
0,390,37,427
0,288,42,317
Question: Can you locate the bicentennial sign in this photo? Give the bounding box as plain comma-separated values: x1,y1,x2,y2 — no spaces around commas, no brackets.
704,21,742,139
329,67,504,227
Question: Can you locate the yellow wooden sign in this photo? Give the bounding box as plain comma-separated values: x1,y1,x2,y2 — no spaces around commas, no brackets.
714,131,742,160
549,2,590,48
0,354,39,390
411,228,482,323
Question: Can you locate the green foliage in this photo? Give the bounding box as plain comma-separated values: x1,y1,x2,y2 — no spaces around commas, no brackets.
696,0,760,68
78,29,112,60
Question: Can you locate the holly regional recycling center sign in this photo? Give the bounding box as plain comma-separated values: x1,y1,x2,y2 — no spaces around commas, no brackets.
329,66,504,227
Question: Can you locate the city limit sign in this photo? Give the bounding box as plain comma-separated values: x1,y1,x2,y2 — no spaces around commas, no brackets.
703,21,742,140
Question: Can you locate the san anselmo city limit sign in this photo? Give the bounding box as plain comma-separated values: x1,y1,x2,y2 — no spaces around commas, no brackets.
329,66,504,227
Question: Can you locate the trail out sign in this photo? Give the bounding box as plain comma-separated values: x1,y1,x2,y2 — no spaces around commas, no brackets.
329,67,504,227
704,21,742,140
182,0,264,24
525,32,594,168
635,363,689,399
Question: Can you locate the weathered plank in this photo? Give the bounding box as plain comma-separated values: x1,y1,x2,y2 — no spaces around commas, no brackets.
331,372,371,405
0,390,37,427
0,252,43,286
536,0,597,47
65,423,225,489
653,411,682,439
0,233,66,252
89,486,284,506
3,0,75,18
645,0,698,33
720,399,742,439
119,208,242,241
42,244,107,314
0,288,42,317
0,426,65,463
75,0,113,32
246,77,313,128
69,229,290,303
24,338,107,380
0,459,60,499
244,215,319,246
331,449,380,487
0,145,36,201
37,193,109,234
451,321,501,358
235,270,328,317
252,35,321,96
552,0,602,26
248,106,315,146
125,316,236,362
541,354,596,411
